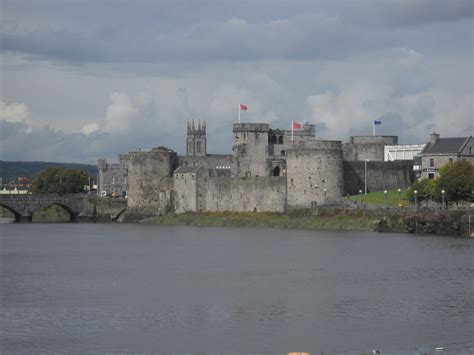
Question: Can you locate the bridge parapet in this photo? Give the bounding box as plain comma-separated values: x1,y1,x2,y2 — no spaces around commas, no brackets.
0,194,127,223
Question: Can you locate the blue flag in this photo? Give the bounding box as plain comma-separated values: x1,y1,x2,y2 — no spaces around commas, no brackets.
373,120,382,125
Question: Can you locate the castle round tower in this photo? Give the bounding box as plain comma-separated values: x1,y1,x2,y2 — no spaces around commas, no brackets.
286,140,344,208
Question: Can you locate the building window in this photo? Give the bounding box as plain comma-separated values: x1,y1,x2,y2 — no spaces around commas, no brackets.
428,173,435,179
197,142,201,153
273,166,280,176
449,158,453,163
470,147,472,154
429,158,434,167
278,136,283,144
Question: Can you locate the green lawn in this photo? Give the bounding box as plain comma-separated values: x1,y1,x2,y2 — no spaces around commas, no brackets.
348,189,412,207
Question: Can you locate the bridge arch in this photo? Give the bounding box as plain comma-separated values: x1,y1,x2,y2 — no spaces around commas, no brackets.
31,203,78,222
0,204,22,222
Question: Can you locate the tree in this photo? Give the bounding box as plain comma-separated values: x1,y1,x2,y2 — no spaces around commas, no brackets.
437,159,474,203
31,167,89,194
408,177,439,203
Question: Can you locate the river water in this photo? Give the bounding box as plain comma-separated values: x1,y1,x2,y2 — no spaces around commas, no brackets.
0,223,473,354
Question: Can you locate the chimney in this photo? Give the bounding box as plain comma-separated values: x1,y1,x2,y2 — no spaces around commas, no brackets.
430,132,440,144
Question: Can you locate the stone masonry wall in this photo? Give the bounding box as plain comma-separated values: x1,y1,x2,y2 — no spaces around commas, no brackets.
204,176,286,212
127,149,178,215
286,141,344,207
174,172,197,213
342,136,398,161
233,123,270,177
343,160,415,195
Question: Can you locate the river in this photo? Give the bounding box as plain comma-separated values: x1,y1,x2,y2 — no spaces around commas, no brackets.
0,223,473,354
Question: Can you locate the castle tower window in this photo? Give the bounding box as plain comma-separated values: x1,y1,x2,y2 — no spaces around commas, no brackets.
271,135,277,144
278,136,283,144
281,150,285,156
273,166,280,176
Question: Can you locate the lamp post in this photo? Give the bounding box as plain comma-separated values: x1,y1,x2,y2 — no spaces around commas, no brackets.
323,188,327,205
397,188,401,206
384,190,388,209
441,189,446,209
364,159,369,195
414,190,418,211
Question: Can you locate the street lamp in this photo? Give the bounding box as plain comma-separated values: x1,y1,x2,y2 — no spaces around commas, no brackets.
364,159,369,195
359,189,363,205
323,188,327,205
384,190,388,209
414,190,418,210
441,189,446,209
397,188,401,206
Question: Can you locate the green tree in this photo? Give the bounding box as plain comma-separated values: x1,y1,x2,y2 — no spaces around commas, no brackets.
408,177,439,202
437,159,474,203
31,167,89,194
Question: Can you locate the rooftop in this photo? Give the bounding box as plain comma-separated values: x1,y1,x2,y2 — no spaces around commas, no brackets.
420,137,470,155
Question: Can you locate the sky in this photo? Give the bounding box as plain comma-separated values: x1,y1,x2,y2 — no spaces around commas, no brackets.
0,0,472,163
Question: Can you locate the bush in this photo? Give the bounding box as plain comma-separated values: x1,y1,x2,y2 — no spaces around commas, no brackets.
31,167,89,194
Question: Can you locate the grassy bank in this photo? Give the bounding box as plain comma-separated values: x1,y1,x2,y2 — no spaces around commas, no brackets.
142,210,375,231
348,189,412,207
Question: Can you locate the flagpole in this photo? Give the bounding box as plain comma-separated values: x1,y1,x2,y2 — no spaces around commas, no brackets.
291,120,294,142
238,104,241,123
373,120,375,136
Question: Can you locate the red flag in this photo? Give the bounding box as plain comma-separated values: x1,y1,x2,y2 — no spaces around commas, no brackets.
240,104,248,111
292,121,302,129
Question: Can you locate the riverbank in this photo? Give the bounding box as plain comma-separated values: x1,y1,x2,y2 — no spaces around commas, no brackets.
141,208,473,237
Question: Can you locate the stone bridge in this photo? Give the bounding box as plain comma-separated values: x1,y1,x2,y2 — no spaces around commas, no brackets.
0,194,128,222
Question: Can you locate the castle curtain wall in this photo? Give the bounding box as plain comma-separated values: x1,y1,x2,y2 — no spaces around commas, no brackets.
204,176,286,213
343,160,415,195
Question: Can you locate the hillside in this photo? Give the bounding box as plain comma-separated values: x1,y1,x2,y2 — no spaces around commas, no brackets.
0,161,98,183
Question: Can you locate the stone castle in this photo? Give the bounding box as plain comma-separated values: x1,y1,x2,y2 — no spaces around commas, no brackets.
98,121,414,217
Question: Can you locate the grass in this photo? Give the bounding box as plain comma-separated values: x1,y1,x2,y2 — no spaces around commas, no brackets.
142,210,375,231
348,189,412,207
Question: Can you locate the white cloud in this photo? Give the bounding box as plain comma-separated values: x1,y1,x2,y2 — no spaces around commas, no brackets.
81,122,100,135
103,93,138,134
0,101,33,133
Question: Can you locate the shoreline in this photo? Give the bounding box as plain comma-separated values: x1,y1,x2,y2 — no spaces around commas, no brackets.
138,208,473,237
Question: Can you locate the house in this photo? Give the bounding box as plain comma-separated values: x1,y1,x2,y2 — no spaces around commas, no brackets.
415,132,473,179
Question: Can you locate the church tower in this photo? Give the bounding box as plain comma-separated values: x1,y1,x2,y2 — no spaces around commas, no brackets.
186,120,207,157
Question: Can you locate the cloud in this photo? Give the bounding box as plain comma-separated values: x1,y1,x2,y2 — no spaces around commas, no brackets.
81,122,100,135
0,0,471,162
103,93,138,134
0,101,33,133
